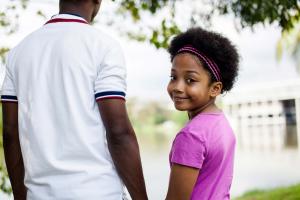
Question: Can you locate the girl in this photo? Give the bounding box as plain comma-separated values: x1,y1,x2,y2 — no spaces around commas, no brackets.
166,27,239,200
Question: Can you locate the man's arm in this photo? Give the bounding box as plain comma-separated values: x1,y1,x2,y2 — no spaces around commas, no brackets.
166,164,199,200
97,99,148,200
2,102,26,200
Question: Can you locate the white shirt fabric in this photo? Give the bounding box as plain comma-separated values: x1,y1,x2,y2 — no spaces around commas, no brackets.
1,14,127,200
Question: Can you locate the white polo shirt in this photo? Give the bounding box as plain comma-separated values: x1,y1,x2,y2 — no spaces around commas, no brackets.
1,14,127,200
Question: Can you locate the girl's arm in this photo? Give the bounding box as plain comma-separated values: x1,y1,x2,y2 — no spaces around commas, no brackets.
166,163,199,200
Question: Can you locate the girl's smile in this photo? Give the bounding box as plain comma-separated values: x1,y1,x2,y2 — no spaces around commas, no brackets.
167,53,222,118
172,96,190,102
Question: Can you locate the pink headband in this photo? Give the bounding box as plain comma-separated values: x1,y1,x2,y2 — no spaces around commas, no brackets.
175,45,221,82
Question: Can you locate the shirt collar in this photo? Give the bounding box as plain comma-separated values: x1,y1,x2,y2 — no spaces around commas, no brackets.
50,13,88,23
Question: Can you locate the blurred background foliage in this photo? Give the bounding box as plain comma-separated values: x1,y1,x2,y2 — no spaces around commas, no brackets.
234,183,300,200
126,98,188,149
112,0,300,49
0,0,299,59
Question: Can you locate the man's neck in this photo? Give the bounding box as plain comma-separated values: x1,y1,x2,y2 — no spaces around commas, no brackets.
59,7,92,23
58,12,84,18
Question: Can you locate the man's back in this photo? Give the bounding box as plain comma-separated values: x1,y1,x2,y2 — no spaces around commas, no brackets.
3,14,126,199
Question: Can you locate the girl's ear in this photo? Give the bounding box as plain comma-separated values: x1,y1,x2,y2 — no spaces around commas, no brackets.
209,82,223,97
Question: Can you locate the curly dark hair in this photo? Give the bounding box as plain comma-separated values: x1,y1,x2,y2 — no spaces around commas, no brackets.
168,27,239,93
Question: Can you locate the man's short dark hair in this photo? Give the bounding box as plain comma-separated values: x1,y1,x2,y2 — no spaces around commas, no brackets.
60,0,84,4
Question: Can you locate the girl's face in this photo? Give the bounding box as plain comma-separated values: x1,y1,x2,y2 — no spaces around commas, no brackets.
167,53,220,117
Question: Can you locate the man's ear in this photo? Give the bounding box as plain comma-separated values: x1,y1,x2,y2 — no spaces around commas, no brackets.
209,82,222,97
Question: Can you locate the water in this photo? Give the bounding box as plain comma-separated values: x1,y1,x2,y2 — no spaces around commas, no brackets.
141,147,300,200
231,149,300,196
1,148,300,200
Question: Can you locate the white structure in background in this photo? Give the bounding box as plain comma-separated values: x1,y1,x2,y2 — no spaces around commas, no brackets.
223,79,300,152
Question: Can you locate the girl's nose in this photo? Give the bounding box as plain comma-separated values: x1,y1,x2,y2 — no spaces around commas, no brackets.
173,80,185,93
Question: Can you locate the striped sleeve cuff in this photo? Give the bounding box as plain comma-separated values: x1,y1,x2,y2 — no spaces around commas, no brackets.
1,95,18,103
95,91,126,101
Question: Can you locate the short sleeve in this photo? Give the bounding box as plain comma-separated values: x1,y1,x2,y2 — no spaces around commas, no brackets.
1,60,18,103
170,131,206,169
94,42,126,101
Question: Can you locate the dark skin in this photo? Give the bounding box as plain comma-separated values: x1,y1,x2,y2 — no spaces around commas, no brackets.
3,0,148,199
2,103,26,200
97,100,148,199
59,0,101,23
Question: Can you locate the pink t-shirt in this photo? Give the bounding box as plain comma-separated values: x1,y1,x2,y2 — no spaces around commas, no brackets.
169,112,236,200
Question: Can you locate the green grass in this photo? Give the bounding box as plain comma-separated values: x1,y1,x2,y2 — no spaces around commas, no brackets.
234,183,300,200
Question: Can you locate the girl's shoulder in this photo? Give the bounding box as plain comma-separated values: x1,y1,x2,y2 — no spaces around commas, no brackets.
185,112,225,130
179,112,231,141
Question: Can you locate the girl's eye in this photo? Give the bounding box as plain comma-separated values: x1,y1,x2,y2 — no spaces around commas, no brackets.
186,78,195,83
170,75,176,81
